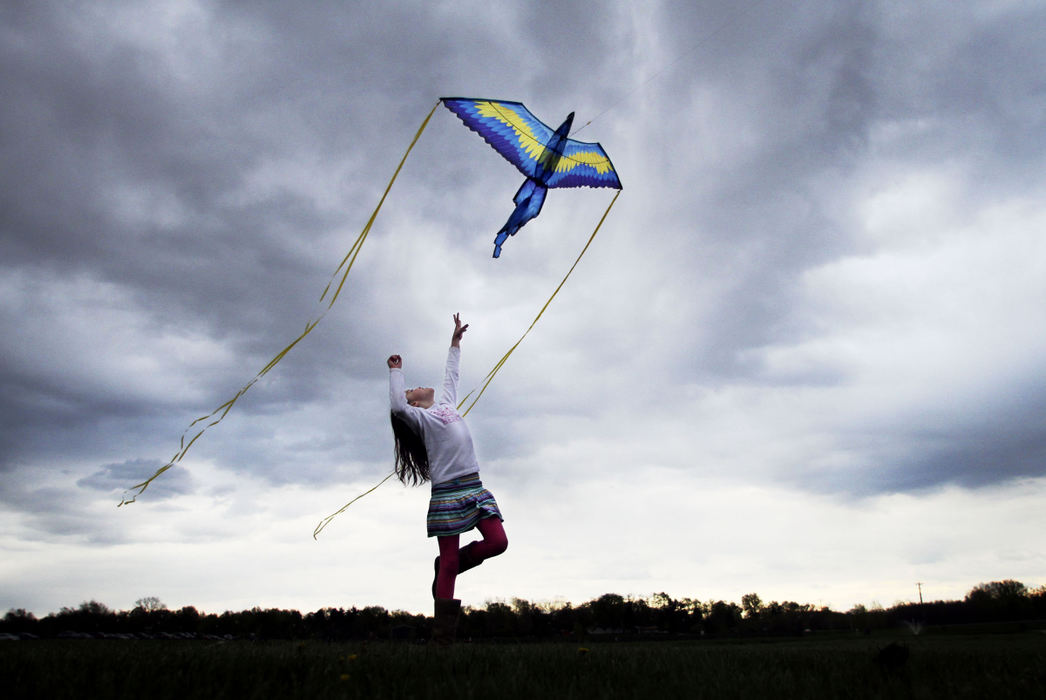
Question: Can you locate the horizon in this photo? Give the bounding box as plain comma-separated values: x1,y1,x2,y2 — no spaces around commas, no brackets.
11,576,1040,619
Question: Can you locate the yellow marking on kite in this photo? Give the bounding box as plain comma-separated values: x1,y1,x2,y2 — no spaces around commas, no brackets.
475,101,546,161
556,149,615,174
472,100,615,178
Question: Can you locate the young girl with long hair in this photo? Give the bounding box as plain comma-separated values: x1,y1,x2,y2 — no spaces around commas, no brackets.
387,313,508,643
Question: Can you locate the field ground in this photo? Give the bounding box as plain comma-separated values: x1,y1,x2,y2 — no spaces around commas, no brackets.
3,631,1044,699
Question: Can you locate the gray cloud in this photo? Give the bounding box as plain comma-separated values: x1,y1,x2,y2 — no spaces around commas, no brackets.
78,458,195,497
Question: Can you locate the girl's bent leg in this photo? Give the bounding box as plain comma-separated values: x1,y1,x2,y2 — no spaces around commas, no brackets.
435,534,460,600
435,519,508,597
471,516,508,561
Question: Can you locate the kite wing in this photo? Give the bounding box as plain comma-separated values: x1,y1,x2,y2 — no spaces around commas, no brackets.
442,98,553,181
441,97,622,190
545,138,622,190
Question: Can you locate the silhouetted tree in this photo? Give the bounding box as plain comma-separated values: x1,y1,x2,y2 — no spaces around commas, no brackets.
703,600,741,635
485,601,516,636
966,579,1027,603
650,592,686,632
590,593,627,630
4,608,36,624
965,580,1031,621
2,608,38,634
741,593,763,620
172,606,200,634
54,601,116,635
134,596,166,612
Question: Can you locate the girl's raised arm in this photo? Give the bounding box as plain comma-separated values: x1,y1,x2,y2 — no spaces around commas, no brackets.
451,313,468,348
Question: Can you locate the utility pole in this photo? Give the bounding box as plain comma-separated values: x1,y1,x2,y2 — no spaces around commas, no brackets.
916,582,924,605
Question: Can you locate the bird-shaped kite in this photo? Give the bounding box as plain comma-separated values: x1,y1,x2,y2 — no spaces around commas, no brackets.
441,98,623,257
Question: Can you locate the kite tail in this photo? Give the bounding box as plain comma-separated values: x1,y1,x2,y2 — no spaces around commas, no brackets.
120,101,442,507
314,188,621,536
493,179,547,258
312,470,397,539
320,100,442,307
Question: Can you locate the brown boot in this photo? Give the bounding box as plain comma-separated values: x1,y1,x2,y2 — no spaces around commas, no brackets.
432,598,461,646
457,542,482,575
431,542,483,598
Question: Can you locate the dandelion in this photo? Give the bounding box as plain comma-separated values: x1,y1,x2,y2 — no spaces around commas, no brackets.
340,673,351,682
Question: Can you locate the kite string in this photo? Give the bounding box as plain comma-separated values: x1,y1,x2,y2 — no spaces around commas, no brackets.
313,188,621,538
120,100,442,507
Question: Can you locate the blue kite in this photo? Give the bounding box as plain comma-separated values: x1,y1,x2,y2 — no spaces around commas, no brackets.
441,98,623,258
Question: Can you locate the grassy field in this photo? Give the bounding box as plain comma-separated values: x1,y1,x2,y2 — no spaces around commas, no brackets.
3,632,1044,699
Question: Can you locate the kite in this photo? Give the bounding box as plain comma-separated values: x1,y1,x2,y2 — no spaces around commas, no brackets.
441,98,622,257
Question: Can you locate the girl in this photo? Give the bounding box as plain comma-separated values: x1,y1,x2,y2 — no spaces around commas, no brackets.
387,313,508,643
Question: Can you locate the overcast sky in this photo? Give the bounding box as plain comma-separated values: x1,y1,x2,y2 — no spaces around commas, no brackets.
2,0,1044,617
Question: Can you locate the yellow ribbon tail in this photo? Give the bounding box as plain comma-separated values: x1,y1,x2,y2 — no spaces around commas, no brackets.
118,464,173,506
313,470,397,539
121,100,440,506
320,100,441,309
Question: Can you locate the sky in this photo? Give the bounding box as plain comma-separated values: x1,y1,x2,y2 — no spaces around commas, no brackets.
2,0,1045,618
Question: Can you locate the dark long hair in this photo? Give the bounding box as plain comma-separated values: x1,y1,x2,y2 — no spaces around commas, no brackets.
390,414,430,485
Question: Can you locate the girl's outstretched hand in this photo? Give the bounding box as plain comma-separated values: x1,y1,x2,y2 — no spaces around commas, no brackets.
451,313,469,347
387,355,402,369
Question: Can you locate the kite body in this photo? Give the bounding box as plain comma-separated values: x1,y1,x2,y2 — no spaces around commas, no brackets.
496,178,546,257
442,98,622,257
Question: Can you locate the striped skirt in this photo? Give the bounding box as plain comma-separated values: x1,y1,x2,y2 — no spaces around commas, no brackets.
426,472,503,538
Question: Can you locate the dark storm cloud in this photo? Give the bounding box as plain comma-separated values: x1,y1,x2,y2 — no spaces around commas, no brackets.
622,2,880,379
1,3,348,308
642,1,1045,384
0,2,441,474
606,1,1046,496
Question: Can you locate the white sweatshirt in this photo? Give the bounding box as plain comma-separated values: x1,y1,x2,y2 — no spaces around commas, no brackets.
389,346,480,486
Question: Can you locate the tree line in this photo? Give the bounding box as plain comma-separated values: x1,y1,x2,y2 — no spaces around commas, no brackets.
3,580,1043,642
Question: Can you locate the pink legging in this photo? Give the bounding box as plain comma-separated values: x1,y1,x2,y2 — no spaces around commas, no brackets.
434,516,508,599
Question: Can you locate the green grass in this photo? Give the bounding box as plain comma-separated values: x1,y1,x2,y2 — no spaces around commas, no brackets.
3,632,1044,699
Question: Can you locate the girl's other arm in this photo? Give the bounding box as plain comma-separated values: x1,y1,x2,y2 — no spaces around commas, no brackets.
388,355,412,417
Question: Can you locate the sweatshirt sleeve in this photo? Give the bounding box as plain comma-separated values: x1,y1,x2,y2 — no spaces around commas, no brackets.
439,346,460,406
389,368,421,429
